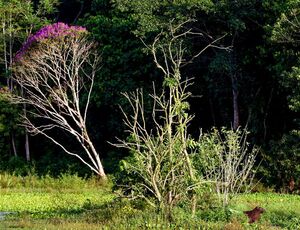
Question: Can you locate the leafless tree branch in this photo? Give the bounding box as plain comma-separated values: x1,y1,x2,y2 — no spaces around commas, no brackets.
12,35,106,179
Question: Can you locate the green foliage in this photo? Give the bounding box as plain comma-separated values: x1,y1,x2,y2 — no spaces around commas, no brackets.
83,14,151,106
0,0,58,67
0,87,22,156
271,0,300,44
213,0,260,31
191,128,223,175
117,127,196,208
36,0,60,17
281,66,300,112
261,1,300,190
262,130,300,190
81,2,157,161
0,0,298,192
269,0,300,117
0,172,112,190
115,22,202,215
0,87,20,136
0,156,33,176
35,151,92,177
0,0,59,164
0,0,37,45
192,127,258,206
0,150,95,178
112,0,213,36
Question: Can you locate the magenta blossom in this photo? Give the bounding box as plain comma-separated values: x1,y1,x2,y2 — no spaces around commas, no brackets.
15,22,87,62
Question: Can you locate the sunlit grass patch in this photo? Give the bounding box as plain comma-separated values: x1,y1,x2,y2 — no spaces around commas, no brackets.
232,192,300,217
0,190,114,214
0,172,109,190
230,193,300,229
0,174,300,229
0,173,115,222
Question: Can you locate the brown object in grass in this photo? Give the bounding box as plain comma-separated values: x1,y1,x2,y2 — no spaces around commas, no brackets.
243,206,265,223
289,177,295,192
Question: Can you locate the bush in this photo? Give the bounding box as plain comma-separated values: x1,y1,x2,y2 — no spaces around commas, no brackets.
192,127,259,206
0,156,33,176
262,130,300,192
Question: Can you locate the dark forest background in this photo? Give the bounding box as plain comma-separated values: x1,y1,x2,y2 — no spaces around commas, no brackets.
0,0,299,191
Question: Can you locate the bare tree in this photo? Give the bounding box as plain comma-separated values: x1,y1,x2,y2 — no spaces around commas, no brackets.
114,20,228,215
12,29,106,179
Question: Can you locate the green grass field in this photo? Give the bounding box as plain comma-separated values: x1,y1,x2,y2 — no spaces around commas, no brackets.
0,174,299,229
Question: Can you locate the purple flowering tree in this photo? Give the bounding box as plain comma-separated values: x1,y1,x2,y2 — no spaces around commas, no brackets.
12,23,106,179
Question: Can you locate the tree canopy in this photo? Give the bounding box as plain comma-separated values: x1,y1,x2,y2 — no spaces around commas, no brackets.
0,0,298,188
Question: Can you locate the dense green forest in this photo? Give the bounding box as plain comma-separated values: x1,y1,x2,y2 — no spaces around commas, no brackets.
0,0,299,192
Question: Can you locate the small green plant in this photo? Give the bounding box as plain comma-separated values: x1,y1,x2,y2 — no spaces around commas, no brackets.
192,127,258,207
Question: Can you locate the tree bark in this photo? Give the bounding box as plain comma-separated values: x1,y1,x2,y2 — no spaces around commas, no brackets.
11,133,17,157
231,74,239,130
22,90,30,161
25,131,30,161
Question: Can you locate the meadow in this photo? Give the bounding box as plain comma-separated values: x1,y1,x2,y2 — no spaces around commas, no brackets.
0,173,299,229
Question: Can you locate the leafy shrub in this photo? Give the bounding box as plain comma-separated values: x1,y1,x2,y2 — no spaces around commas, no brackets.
0,156,33,176
35,152,92,177
262,130,300,192
192,127,259,206
0,87,23,157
